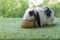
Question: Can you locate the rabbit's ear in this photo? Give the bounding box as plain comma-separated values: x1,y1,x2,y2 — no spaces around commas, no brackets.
29,11,35,16
45,7,51,17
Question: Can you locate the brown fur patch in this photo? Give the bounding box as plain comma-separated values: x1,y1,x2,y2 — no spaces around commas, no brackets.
21,20,36,28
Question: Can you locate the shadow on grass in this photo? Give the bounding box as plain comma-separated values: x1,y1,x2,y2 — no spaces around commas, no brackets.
40,23,57,28
21,23,57,29
21,21,60,29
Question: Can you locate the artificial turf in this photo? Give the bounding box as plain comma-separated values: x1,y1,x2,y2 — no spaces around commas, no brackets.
0,18,60,40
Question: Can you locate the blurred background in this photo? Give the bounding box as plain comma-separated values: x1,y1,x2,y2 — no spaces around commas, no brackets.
0,0,60,18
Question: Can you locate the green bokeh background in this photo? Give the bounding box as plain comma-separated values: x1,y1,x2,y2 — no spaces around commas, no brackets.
0,0,60,18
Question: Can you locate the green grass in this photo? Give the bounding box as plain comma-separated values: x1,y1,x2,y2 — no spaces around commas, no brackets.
0,18,60,40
